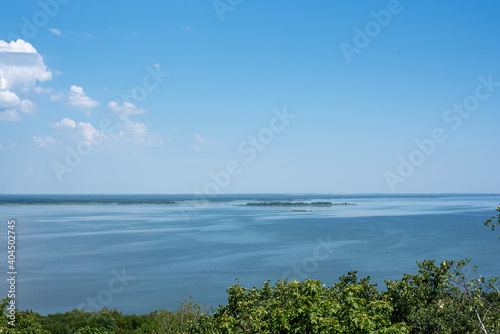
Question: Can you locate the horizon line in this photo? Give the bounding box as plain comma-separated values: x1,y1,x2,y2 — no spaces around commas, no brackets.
1,193,499,196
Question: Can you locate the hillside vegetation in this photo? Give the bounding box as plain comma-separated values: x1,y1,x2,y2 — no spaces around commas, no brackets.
1,258,499,333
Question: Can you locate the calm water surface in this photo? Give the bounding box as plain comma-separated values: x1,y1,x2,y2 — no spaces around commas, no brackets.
1,194,499,315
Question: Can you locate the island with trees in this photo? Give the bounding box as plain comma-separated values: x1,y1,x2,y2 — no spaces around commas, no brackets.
244,201,355,207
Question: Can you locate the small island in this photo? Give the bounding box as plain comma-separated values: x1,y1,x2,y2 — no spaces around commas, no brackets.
244,201,356,207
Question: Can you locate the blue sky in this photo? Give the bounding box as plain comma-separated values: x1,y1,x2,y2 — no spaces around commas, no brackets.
0,0,499,194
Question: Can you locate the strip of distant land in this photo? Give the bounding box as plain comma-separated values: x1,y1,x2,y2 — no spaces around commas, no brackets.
0,195,176,205
244,201,356,207
1,193,489,205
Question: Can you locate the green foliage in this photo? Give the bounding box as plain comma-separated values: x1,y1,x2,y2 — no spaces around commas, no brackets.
150,298,213,334
1,261,499,333
74,326,113,334
484,204,500,238
385,260,470,333
210,278,409,333
450,259,500,333
0,297,11,331
0,300,43,334
385,259,500,333
37,308,154,334
14,311,43,334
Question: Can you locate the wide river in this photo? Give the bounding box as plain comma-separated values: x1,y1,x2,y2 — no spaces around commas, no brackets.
1,194,499,315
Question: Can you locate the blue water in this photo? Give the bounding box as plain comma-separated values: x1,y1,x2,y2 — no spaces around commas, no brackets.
0,194,499,315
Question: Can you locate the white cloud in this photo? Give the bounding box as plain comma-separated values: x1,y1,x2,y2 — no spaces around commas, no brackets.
34,86,53,94
180,26,192,32
106,101,162,146
50,115,161,147
192,134,220,152
114,119,162,146
193,134,207,153
108,101,146,120
0,89,35,116
83,32,95,38
50,117,76,129
48,91,65,101
0,90,34,114
128,121,147,138
0,90,20,107
193,134,207,144
77,122,101,142
0,143,3,150
0,40,52,89
33,136,55,148
68,85,99,108
0,40,37,53
0,39,52,121
50,118,108,144
0,109,21,121
48,28,61,36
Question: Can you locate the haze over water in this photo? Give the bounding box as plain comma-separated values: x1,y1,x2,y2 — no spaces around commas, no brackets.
1,193,499,315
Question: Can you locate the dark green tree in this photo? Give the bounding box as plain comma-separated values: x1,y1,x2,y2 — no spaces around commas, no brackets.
385,259,500,334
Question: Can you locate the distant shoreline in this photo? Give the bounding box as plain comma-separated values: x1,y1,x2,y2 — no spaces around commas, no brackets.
243,201,356,207
0,193,497,206
0,198,176,206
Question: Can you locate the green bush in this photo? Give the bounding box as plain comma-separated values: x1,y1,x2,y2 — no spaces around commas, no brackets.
150,298,213,334
208,277,409,333
1,259,498,333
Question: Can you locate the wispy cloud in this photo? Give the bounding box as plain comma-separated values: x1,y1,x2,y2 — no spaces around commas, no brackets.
192,133,220,153
115,120,163,146
78,122,102,142
34,86,53,94
0,109,21,121
108,101,146,120
50,115,162,147
193,134,206,153
33,136,55,148
48,28,61,36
